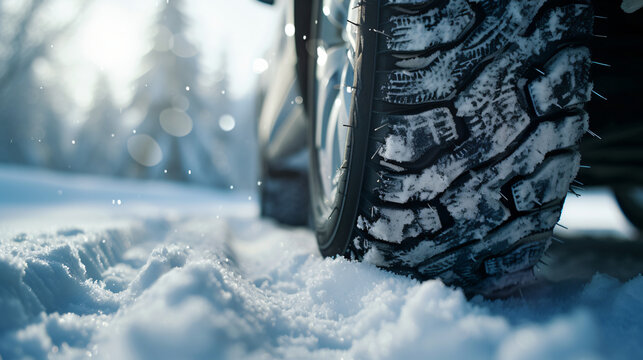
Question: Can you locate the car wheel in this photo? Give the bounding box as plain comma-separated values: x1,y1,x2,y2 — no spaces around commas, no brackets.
260,165,309,226
614,187,643,231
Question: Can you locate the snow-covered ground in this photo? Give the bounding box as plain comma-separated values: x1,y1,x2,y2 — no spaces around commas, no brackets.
0,165,641,360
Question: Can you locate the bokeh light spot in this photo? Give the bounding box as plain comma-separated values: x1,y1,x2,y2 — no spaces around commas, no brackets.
127,134,163,167
252,58,269,74
284,23,295,37
160,108,193,137
219,114,236,132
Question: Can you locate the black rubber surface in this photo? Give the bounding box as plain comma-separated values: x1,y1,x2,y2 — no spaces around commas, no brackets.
577,0,643,190
260,169,310,227
614,187,643,231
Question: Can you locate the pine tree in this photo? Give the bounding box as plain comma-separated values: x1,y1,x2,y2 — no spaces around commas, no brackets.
74,75,124,175
0,59,66,169
120,0,227,186
206,60,259,190
0,0,70,169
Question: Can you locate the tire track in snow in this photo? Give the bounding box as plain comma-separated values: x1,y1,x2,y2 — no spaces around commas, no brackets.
0,212,641,359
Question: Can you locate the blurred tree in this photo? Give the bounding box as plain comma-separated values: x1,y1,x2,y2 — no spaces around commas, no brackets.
121,0,227,186
207,60,260,189
0,0,88,168
0,69,63,167
74,75,124,175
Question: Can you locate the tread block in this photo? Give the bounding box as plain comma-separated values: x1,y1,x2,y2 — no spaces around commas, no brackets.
380,108,587,205
378,0,553,104
377,107,457,163
395,109,583,262
472,268,537,297
511,153,580,212
413,210,559,281
528,47,592,117
381,3,594,103
382,0,475,52
438,115,586,234
408,206,560,277
384,0,434,5
484,240,547,275
357,206,441,243
376,5,593,204
417,253,457,277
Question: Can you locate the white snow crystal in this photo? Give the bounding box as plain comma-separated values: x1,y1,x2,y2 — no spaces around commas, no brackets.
0,166,641,359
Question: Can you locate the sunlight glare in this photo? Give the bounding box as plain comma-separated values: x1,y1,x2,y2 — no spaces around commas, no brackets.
80,4,142,74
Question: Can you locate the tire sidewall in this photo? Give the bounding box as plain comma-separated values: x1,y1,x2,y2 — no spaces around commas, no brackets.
307,0,379,256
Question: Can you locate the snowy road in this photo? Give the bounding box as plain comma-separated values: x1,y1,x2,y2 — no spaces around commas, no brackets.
0,166,641,359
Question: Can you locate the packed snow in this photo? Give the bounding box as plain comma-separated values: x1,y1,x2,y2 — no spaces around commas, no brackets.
0,165,641,359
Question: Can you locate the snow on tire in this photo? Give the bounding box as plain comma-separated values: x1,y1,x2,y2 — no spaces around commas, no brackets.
316,0,594,296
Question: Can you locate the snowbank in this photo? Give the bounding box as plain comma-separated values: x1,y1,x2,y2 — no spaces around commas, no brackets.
0,166,641,359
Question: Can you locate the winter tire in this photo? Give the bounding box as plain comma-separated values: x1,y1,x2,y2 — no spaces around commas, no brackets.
260,169,310,226
614,187,643,231
309,0,593,296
